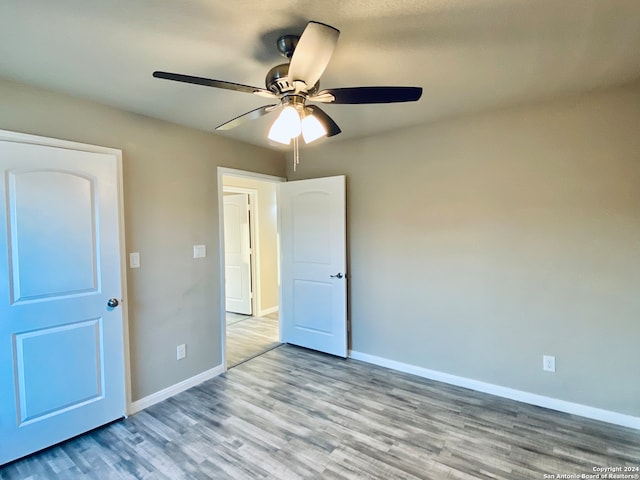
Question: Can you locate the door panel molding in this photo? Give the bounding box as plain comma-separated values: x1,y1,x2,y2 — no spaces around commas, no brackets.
8,169,99,303
15,317,104,425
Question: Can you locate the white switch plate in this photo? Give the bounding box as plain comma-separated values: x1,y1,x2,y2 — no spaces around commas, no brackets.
193,244,206,258
177,344,186,360
129,252,140,268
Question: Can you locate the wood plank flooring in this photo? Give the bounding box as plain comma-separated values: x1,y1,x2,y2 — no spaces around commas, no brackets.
1,345,638,479
225,313,280,368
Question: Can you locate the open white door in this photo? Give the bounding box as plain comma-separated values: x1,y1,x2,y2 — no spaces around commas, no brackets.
223,193,252,315
0,136,125,465
279,175,347,357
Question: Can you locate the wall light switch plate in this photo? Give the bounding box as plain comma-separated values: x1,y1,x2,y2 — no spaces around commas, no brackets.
129,252,140,268
193,244,206,258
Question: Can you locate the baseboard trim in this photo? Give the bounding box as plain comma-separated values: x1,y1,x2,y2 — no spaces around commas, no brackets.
349,351,640,430
258,306,279,317
127,364,224,415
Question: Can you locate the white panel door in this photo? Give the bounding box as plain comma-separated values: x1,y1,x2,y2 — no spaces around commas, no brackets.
224,193,252,315
0,138,125,465
280,175,347,357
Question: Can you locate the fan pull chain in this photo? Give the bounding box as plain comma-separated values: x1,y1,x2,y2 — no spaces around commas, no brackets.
293,136,300,172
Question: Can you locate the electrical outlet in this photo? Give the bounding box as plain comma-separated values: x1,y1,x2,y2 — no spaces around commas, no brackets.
543,355,555,372
177,344,186,360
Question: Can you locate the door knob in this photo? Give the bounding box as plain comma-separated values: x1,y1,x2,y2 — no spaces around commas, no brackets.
107,298,120,308
330,273,343,279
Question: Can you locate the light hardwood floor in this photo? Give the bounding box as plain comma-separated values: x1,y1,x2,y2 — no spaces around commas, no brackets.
1,345,638,479
226,312,280,368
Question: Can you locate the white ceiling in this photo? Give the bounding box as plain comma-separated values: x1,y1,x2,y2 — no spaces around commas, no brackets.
1,0,639,150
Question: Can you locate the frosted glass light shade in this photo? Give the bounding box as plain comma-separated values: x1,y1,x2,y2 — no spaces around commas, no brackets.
301,114,327,144
267,124,291,145
268,106,301,144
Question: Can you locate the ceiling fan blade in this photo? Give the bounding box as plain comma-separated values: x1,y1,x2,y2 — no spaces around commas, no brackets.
317,86,423,104
306,105,341,137
215,104,278,131
288,21,340,88
153,71,277,98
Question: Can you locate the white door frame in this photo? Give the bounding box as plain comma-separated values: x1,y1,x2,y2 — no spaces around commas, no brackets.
0,129,132,414
223,186,258,316
217,167,285,372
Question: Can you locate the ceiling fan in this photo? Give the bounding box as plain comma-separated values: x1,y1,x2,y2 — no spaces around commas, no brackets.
153,20,422,146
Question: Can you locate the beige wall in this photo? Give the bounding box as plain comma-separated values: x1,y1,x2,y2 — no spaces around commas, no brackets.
223,175,280,314
0,78,285,401
289,84,640,417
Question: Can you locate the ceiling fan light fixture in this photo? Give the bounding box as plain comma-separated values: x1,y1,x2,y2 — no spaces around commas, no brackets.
301,113,327,144
268,105,301,144
154,20,423,153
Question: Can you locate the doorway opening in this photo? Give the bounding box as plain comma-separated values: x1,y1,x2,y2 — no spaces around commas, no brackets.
218,168,285,369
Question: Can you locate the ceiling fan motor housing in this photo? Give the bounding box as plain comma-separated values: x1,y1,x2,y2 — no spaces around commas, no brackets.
265,63,320,96
266,63,294,95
